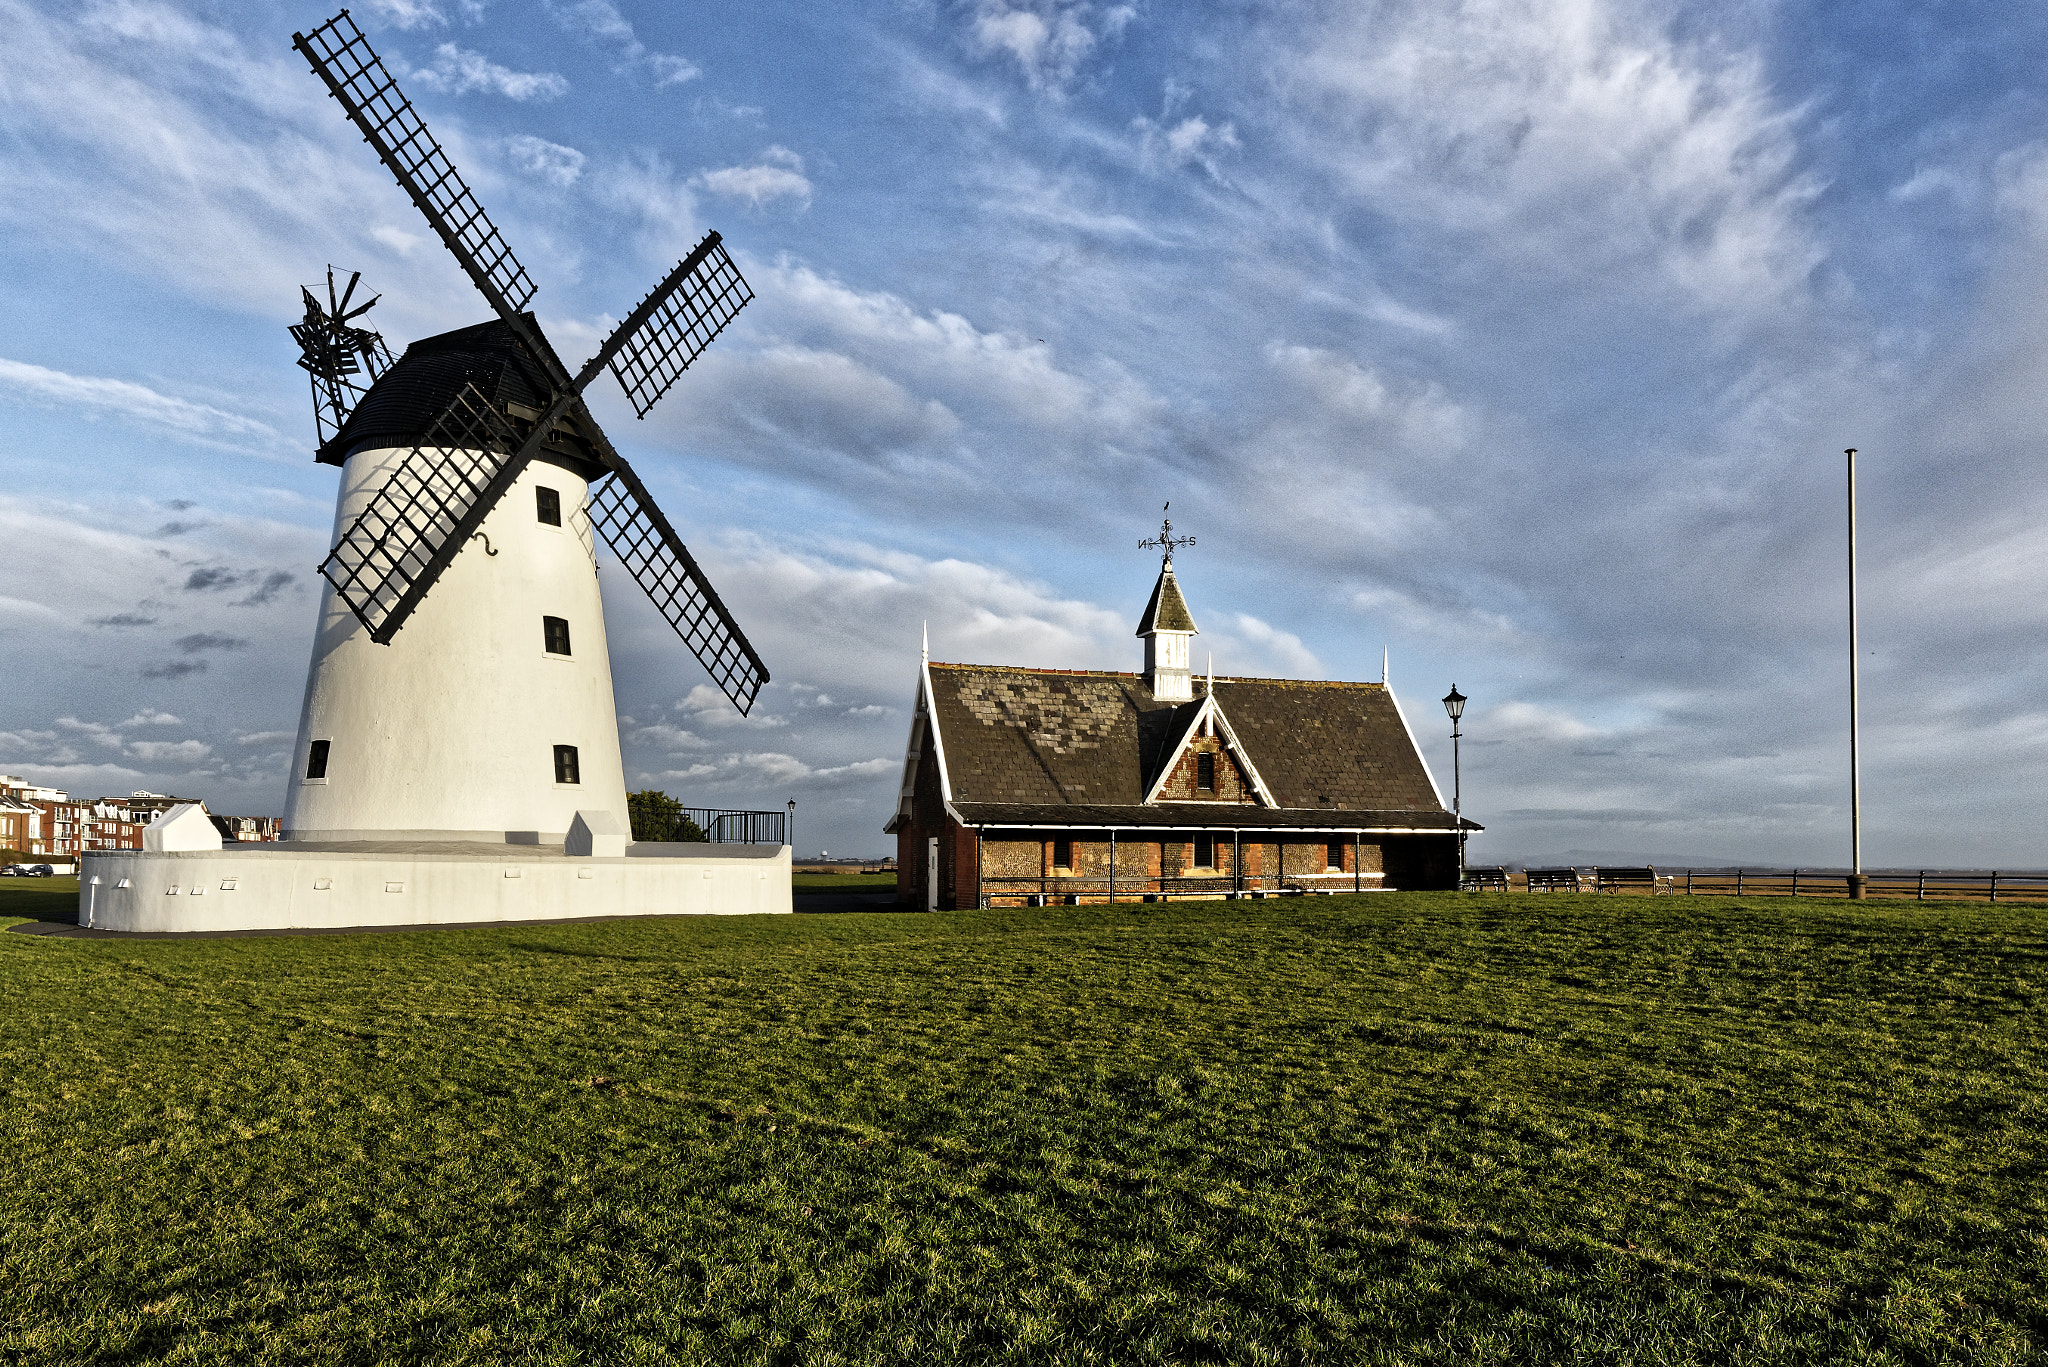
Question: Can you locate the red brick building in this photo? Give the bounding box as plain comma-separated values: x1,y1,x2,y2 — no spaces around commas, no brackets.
885,557,1476,909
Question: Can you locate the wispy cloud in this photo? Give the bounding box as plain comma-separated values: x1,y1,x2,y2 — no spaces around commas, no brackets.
962,0,1136,94
0,358,289,457
545,0,699,86
693,147,813,210
409,44,568,101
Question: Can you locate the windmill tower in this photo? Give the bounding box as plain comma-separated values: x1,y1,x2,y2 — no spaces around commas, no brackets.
282,12,766,845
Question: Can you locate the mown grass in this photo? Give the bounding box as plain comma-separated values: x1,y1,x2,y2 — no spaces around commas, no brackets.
792,873,897,895
1,891,2043,1364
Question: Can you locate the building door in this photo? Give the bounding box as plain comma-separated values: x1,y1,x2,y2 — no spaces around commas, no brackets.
927,836,939,912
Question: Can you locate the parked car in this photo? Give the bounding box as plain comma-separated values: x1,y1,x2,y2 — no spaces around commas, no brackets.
21,864,53,877
0,865,18,877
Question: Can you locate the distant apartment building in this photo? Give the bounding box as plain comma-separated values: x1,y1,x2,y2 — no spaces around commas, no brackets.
0,777,280,855
0,794,40,855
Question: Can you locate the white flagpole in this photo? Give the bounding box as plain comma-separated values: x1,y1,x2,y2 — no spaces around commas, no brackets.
1847,448,1865,899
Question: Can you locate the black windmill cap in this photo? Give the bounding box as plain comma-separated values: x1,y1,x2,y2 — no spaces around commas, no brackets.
317,314,579,467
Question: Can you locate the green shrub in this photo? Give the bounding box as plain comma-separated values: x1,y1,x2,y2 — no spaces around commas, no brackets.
626,788,706,843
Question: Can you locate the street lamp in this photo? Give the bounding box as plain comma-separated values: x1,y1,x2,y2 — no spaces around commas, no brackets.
786,799,796,859
1442,685,1467,878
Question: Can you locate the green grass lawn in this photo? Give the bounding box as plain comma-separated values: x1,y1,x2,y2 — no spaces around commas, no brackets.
792,872,898,895
2,892,2043,1364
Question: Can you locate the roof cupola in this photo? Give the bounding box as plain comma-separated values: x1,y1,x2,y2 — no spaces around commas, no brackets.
1136,504,1199,702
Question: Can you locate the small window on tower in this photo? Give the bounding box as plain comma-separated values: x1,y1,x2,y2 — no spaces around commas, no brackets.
305,739,330,780
1197,752,1216,791
1328,840,1346,871
554,744,580,785
536,486,562,526
543,615,572,655
1194,833,1217,868
1053,838,1073,870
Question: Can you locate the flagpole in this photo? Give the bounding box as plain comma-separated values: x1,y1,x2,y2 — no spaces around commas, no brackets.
1847,448,1866,901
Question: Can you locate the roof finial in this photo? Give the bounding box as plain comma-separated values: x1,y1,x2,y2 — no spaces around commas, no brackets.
1382,647,1389,685
922,620,929,664
1207,651,1214,696
1138,500,1195,567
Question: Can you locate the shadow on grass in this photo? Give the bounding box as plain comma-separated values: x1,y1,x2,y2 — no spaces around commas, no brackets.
0,877,78,923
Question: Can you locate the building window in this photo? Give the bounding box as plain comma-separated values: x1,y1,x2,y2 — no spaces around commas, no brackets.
536,486,562,526
1194,833,1216,868
1053,837,1073,870
1327,839,1346,870
554,744,581,785
543,615,572,655
306,739,330,780
1197,752,1216,791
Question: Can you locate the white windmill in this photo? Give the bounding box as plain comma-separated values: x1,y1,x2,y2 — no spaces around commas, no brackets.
79,12,787,933
282,11,767,845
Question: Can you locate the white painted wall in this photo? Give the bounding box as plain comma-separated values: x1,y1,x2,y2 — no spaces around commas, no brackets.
80,844,792,933
284,450,629,842
1143,629,1194,701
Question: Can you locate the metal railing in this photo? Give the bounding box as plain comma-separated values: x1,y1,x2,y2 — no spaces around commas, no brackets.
668,808,787,846
1676,868,2048,902
1498,867,2048,902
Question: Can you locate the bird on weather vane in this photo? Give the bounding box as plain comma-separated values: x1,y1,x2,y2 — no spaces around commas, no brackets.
1139,502,1195,566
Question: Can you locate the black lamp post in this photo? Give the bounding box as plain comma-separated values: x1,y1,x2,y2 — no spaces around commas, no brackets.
786,799,796,858
1442,685,1467,877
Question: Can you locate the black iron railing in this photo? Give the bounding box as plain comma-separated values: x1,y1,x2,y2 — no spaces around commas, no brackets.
672,808,787,846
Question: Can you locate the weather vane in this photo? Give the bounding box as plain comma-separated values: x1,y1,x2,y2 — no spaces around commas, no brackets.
1139,501,1195,566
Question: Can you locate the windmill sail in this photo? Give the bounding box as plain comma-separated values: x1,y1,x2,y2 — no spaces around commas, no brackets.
602,233,755,418
297,10,767,706
318,383,524,643
294,12,536,322
587,459,768,715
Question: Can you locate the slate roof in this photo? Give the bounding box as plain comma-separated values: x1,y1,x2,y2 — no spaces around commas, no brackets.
1135,566,1198,635
927,662,1462,824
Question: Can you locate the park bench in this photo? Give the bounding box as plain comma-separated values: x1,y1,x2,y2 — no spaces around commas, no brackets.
1460,866,1509,892
1593,866,1660,894
1525,867,1581,892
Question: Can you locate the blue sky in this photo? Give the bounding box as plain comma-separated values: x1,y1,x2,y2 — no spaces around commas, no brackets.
4,0,2048,864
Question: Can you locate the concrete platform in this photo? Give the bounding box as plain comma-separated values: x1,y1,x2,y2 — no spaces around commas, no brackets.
79,840,791,934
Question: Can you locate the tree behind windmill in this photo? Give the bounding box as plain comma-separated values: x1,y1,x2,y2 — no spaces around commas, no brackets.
628,791,707,844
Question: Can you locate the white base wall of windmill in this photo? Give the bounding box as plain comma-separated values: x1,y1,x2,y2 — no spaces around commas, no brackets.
284,446,633,844
77,842,793,934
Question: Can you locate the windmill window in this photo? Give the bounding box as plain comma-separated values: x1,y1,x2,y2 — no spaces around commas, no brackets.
305,739,330,780
543,615,572,655
1194,833,1217,868
1052,838,1073,870
1197,752,1216,791
553,744,581,785
536,486,562,526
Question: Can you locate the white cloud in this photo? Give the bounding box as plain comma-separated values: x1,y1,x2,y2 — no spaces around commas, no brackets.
964,0,1136,93
505,134,586,187
592,152,702,263
410,44,568,101
694,147,813,210
1133,113,1240,178
361,0,483,29
0,358,291,458
1276,0,1824,314
546,0,700,86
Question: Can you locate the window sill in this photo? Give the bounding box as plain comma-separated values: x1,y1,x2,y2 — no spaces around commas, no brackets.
300,777,330,786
